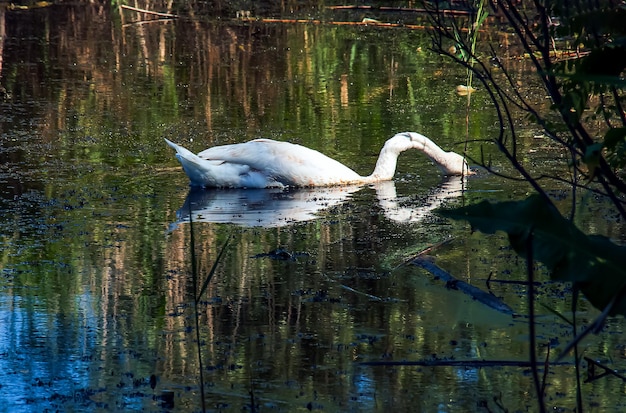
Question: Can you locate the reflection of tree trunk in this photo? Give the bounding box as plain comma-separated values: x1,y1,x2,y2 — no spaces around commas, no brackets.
134,0,150,70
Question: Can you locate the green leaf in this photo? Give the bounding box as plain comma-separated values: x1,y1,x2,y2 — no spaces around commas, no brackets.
439,195,626,316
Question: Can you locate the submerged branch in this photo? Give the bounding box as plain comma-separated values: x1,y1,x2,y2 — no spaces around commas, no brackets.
411,256,515,315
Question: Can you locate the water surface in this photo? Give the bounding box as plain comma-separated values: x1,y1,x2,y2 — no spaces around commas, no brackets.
1,4,625,412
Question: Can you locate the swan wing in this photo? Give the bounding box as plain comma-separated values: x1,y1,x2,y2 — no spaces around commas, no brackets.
165,139,281,188
198,139,362,186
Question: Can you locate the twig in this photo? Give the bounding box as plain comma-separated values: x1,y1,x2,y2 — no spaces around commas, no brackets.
486,277,542,285
122,19,174,28
556,283,626,362
338,284,385,301
326,5,473,15
526,230,546,413
584,357,626,383
361,359,570,367
120,4,178,18
411,256,515,315
393,238,455,271
257,18,473,31
541,343,550,401
249,389,257,412
323,273,398,302
188,204,207,413
572,288,584,412
196,235,230,304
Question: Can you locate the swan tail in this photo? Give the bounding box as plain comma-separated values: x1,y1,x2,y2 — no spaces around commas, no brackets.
165,139,216,187
165,139,198,160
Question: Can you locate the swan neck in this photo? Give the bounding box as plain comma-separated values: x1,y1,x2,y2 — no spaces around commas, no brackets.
414,134,469,175
415,135,448,161
364,133,469,182
367,144,402,182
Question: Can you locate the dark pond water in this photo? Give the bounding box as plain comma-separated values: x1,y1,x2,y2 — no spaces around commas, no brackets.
1,3,625,412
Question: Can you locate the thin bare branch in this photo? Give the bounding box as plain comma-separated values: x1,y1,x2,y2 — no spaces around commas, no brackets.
120,4,178,18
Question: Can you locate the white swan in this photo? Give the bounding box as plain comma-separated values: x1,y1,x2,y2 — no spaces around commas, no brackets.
165,132,470,188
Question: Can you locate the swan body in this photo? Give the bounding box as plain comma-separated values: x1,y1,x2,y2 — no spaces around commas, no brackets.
165,132,470,188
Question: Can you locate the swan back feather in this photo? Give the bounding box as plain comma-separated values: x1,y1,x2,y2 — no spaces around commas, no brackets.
197,139,362,186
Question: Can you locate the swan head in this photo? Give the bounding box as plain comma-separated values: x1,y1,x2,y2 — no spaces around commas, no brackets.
395,132,472,176
382,132,426,152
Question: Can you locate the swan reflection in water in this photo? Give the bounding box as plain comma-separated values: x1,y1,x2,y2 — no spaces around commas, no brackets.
171,177,465,229
375,177,464,224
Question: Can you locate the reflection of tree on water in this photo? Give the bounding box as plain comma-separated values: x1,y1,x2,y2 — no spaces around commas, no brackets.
0,2,490,158
171,177,465,228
